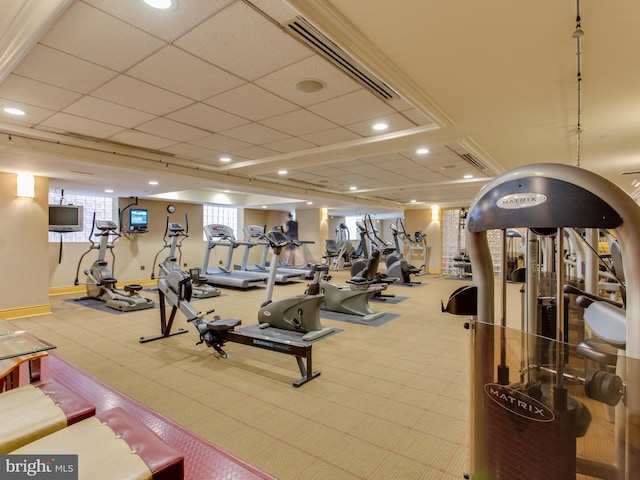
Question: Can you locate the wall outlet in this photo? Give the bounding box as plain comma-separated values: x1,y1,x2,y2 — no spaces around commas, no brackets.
218,260,223,265
183,262,188,268
140,265,145,271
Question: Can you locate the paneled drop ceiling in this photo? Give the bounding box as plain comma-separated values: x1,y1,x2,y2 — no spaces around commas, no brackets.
0,0,638,213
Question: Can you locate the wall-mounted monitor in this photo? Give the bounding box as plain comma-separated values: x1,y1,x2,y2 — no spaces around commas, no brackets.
49,205,84,232
129,208,148,231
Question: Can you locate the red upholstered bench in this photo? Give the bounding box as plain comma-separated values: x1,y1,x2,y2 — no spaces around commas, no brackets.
12,407,184,480
0,380,95,453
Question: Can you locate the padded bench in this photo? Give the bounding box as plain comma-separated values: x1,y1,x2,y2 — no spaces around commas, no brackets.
0,380,96,453
12,407,184,480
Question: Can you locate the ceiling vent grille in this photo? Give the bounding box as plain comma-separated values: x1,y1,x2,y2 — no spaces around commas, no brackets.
460,152,486,171
286,17,397,101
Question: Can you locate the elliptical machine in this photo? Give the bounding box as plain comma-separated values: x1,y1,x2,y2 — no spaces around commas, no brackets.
150,215,221,299
319,249,387,321
74,216,154,312
386,220,421,286
258,229,335,341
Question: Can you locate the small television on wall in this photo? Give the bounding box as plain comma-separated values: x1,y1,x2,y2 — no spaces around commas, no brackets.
49,205,84,232
129,208,148,231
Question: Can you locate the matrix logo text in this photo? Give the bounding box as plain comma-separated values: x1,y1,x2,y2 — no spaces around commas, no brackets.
1,455,77,480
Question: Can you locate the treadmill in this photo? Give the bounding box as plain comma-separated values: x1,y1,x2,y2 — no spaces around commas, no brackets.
233,225,304,283
201,224,265,289
265,226,316,280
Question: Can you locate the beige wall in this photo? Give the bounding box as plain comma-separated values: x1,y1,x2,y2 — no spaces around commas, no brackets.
404,208,442,274
0,172,50,312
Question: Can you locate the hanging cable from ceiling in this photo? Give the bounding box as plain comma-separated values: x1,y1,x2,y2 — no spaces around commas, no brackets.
572,0,584,168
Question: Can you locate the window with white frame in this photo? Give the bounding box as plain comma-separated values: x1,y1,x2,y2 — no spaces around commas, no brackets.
203,204,242,239
342,216,363,240
48,190,114,242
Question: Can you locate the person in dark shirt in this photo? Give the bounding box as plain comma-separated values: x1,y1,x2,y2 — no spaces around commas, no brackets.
283,212,299,265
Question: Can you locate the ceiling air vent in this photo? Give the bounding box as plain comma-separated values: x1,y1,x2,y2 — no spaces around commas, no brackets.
286,17,397,101
445,145,487,172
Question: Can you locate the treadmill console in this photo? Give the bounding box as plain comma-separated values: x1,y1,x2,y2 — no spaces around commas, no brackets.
265,230,290,248
204,224,234,240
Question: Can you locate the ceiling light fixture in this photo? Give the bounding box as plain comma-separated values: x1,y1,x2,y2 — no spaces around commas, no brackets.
4,107,25,116
463,174,474,179
223,189,231,193
278,170,288,175
349,186,357,191
295,79,325,93
416,148,429,155
373,123,388,131
261,205,267,209
149,181,158,185
573,0,583,168
220,157,231,163
410,199,417,203
142,0,176,10
105,189,114,193
306,201,313,205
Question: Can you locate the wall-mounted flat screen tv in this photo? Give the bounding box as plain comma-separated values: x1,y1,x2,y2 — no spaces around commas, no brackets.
129,208,148,231
49,205,84,232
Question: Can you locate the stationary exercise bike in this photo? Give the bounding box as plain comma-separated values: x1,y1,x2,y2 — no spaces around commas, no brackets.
258,229,335,341
318,250,387,321
74,217,154,312
150,216,221,299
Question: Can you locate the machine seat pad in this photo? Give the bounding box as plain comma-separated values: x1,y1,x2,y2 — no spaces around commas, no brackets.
207,318,242,331
576,338,618,366
12,407,184,480
124,284,143,293
0,381,95,453
103,278,118,285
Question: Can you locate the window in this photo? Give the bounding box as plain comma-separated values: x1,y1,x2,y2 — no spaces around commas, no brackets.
342,216,362,240
48,190,114,242
203,204,242,239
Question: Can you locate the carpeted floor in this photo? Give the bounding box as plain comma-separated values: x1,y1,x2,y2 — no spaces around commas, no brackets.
11,271,472,479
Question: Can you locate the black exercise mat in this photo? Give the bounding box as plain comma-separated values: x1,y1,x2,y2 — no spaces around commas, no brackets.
67,297,157,314
319,310,400,327
236,323,342,344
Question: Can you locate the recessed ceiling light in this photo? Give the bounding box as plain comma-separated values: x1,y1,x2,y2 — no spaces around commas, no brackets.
105,189,114,193
306,201,313,205
149,181,158,185
278,170,288,175
410,199,417,203
295,79,325,93
4,107,25,116
220,157,231,163
463,174,474,179
223,189,231,193
416,148,429,155
261,205,267,209
142,0,176,10
440,165,456,170
349,186,357,191
373,123,388,131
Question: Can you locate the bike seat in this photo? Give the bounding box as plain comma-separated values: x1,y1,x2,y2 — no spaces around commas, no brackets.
124,284,142,293
206,318,241,331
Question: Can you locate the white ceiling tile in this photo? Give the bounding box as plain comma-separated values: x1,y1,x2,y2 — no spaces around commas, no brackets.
63,97,154,128
256,56,362,107
386,96,413,112
247,0,298,24
161,143,217,159
263,137,317,153
361,153,406,164
167,103,250,132
136,118,210,142
39,113,125,138
0,75,81,111
127,46,245,101
12,45,117,94
175,1,311,81
221,123,290,144
40,2,165,72
109,130,177,150
259,109,337,136
403,108,438,127
204,84,298,121
308,89,395,125
85,0,232,42
190,134,252,152
92,75,193,116
299,127,361,146
345,112,416,136
231,145,279,160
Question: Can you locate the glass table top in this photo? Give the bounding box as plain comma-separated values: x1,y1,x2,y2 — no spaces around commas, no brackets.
0,319,56,361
